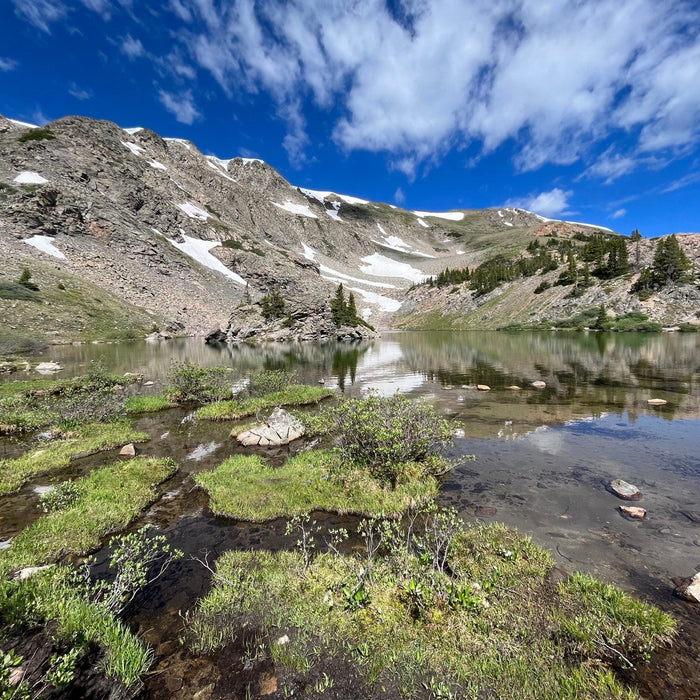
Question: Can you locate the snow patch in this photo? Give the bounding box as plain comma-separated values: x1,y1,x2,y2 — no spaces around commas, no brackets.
413,210,464,221
346,286,402,312
272,200,317,219
23,235,65,259
504,221,513,227
164,137,192,150
417,218,430,228
121,141,145,156
298,187,368,206
326,204,343,222
206,156,236,182
372,227,435,258
359,253,428,284
176,201,211,221
237,157,263,164
147,159,167,170
14,171,48,185
167,234,245,285
302,244,396,289
8,118,39,129
301,243,317,261
123,127,144,134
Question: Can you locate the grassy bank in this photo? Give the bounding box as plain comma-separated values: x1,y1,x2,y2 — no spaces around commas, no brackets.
196,385,335,421
196,450,439,521
0,420,149,495
185,519,675,699
0,456,177,573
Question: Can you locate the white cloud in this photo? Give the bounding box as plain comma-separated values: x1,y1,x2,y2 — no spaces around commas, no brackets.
166,0,700,175
507,188,573,218
158,89,200,124
121,34,145,59
662,172,700,194
12,0,67,33
68,83,92,100
0,57,19,71
394,187,406,205
611,209,626,219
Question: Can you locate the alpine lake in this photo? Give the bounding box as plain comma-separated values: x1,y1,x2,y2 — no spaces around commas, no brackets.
1,330,698,699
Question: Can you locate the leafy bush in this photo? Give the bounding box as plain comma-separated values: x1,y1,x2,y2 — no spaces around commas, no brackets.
18,127,55,142
0,281,39,302
167,361,231,403
678,322,700,332
534,281,551,294
246,369,297,397
39,481,79,512
323,393,454,487
260,289,286,320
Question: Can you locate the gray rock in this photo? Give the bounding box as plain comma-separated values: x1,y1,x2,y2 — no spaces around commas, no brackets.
237,407,305,447
610,479,643,501
531,380,546,389
119,442,136,457
676,572,700,603
35,361,63,374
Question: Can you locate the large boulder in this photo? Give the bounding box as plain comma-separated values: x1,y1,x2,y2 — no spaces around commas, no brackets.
236,407,305,447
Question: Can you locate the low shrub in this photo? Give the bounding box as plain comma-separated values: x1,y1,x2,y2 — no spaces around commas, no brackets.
167,361,232,403
18,127,55,142
247,369,297,397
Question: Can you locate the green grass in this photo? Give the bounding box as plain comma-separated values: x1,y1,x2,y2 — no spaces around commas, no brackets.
195,450,438,521
184,521,674,699
196,385,335,421
0,421,149,495
0,456,177,573
125,393,177,413
0,567,153,688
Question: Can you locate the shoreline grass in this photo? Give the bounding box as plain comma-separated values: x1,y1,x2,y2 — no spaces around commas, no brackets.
0,456,177,573
196,385,335,421
195,449,439,521
185,521,675,699
0,420,149,495
125,392,178,413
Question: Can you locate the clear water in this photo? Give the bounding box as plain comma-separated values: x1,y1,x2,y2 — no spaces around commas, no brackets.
2,330,699,697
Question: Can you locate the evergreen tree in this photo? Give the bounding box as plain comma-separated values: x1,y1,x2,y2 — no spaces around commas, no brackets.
346,292,357,323
260,289,286,320
330,283,347,325
652,235,691,285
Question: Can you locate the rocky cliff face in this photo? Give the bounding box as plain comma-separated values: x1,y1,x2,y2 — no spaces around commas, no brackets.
1,114,698,342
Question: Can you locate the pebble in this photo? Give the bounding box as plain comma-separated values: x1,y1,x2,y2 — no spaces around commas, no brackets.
619,505,647,520
531,380,546,389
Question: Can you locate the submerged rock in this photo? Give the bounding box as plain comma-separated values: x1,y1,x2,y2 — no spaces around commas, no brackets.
610,478,643,501
647,398,668,406
619,505,647,520
477,384,491,391
531,380,546,389
35,361,63,374
237,407,305,447
506,385,522,390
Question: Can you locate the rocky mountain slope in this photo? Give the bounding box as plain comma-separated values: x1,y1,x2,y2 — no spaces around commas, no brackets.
1,114,698,343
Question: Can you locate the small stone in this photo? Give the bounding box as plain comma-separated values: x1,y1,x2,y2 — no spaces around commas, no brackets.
143,380,154,386
677,572,700,603
647,398,668,406
259,674,278,696
609,478,643,501
475,506,497,517
506,385,522,390
531,380,546,389
318,378,325,384
619,505,647,520
477,384,490,391
442,385,454,390
277,634,290,646
120,443,136,457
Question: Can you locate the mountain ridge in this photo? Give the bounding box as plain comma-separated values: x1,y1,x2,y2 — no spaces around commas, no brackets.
1,113,698,343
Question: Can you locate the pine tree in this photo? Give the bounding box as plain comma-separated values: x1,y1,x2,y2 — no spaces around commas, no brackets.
346,292,357,324
652,235,691,285
330,284,346,325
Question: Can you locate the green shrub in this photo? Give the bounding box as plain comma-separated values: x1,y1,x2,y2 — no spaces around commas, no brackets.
677,322,700,332
259,289,286,320
0,281,39,302
323,393,454,487
0,329,47,356
534,281,551,294
18,127,55,142
167,361,231,403
246,368,297,397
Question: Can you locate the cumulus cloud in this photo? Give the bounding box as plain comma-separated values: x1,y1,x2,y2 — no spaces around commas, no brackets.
506,188,573,218
158,89,200,124
0,57,19,71
611,208,627,219
163,0,700,174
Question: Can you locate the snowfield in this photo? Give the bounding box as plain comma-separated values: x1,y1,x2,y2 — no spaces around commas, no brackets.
272,201,318,219
23,235,65,259
121,141,145,156
14,171,49,185
298,187,369,206
167,234,245,285
359,253,428,284
176,202,211,221
413,210,465,221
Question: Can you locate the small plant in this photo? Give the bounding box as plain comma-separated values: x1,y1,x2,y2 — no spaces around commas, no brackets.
247,368,297,397
18,126,55,142
46,648,81,689
167,361,231,403
342,582,371,611
72,525,183,616
18,268,39,291
285,514,320,573
534,280,551,294
39,480,79,512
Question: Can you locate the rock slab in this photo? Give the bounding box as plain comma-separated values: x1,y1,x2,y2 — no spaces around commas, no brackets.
237,407,305,447
677,572,700,603
619,505,647,520
610,478,643,501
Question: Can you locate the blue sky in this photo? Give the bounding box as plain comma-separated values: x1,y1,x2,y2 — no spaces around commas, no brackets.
1,0,699,237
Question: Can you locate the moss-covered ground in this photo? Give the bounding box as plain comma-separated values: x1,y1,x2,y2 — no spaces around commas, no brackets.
185,520,675,699
195,450,439,521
